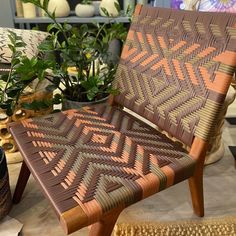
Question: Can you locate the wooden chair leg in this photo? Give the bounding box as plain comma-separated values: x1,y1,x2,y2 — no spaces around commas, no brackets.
89,207,123,236
188,154,205,217
188,166,204,217
13,160,31,204
188,137,208,217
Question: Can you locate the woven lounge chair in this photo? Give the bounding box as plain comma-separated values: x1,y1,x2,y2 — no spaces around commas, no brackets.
9,5,236,235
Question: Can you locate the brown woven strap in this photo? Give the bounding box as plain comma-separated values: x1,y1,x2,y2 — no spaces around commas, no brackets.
113,6,236,146
10,104,195,227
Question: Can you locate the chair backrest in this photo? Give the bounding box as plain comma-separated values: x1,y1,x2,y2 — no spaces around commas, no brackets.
113,5,236,147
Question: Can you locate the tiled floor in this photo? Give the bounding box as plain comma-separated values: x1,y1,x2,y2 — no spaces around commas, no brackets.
4,119,236,236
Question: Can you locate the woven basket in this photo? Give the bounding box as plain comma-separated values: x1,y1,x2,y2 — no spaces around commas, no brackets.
0,147,12,220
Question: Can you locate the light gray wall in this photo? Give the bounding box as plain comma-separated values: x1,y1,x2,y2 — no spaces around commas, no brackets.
0,0,14,27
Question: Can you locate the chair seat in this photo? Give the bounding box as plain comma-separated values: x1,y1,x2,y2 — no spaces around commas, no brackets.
9,104,195,229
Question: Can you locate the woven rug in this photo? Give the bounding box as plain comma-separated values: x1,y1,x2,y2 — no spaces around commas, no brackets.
113,217,236,236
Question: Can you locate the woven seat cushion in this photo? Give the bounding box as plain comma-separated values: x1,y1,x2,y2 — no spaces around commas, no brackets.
9,104,195,227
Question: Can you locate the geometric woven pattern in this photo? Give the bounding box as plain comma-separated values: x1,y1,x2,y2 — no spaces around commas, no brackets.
0,27,48,63
9,104,195,226
113,6,236,146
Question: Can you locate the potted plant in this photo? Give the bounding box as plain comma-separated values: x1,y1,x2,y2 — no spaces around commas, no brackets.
21,0,128,109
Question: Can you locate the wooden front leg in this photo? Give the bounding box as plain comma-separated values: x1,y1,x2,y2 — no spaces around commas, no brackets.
13,160,30,204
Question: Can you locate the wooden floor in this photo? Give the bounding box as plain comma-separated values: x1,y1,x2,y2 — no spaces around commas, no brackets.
4,119,236,236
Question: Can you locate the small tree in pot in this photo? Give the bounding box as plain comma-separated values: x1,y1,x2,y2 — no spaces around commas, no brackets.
22,0,128,108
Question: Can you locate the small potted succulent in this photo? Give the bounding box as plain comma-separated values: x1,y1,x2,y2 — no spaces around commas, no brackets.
21,0,128,109
75,0,96,18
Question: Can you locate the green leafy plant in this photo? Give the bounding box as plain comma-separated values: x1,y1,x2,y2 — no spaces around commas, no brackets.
0,31,54,115
21,0,128,103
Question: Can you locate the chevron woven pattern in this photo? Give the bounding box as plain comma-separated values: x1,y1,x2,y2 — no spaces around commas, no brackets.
9,104,195,226
113,6,236,146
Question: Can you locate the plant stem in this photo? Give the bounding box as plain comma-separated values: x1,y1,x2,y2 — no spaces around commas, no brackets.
45,76,64,93
3,49,16,99
94,23,107,47
30,0,70,46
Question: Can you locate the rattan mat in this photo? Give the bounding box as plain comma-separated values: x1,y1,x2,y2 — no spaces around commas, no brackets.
114,216,236,236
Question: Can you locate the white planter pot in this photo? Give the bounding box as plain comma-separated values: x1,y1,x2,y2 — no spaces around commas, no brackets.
75,4,95,17
22,3,36,18
15,0,23,17
99,0,120,17
47,0,70,17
